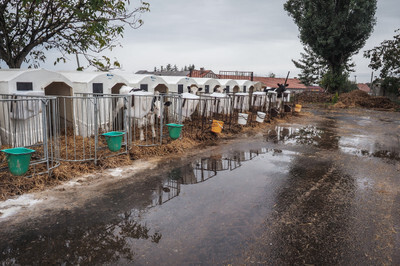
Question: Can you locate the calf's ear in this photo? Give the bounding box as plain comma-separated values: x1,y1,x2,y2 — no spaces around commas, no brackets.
164,101,172,106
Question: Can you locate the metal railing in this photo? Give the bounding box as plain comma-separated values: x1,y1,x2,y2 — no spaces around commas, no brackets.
55,93,129,164
0,94,60,177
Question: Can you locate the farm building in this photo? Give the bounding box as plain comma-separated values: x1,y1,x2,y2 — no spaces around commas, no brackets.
236,80,255,93
161,76,198,94
216,79,240,93
111,72,169,93
253,77,307,93
192,78,222,94
253,81,265,91
0,68,73,95
59,71,128,95
0,69,74,146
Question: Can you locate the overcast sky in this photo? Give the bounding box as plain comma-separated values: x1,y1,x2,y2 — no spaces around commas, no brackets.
32,0,400,82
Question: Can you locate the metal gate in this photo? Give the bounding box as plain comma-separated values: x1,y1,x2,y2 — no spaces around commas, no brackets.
55,93,129,164
0,94,60,177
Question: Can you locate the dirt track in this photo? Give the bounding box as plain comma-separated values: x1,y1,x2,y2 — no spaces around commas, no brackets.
0,107,399,265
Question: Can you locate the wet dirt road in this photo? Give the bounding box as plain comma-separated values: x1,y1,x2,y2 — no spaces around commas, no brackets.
0,108,399,265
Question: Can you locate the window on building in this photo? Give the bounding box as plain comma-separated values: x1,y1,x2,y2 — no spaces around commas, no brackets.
178,84,184,94
93,83,103,94
140,84,148,91
243,86,247,93
16,82,33,91
225,86,230,93
205,85,210,93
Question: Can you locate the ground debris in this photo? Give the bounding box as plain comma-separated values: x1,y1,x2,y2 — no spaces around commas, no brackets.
337,90,399,110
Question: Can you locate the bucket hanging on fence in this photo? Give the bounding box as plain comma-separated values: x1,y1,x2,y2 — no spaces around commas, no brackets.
295,104,302,113
238,113,248,125
211,120,224,134
166,123,184,140
256,112,266,123
102,131,125,152
1,147,35,176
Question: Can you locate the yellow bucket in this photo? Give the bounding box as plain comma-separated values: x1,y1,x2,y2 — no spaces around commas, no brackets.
211,120,224,134
294,104,302,113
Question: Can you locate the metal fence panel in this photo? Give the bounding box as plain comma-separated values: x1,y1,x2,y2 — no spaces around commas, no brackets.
56,94,129,163
0,94,60,177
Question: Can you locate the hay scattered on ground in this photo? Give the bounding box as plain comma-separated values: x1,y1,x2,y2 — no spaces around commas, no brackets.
0,111,296,201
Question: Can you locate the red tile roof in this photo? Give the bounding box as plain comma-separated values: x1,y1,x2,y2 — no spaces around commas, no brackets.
357,83,371,93
253,77,308,89
211,74,308,90
187,69,219,78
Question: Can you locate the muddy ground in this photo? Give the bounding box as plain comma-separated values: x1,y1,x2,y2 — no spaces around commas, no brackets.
0,106,399,265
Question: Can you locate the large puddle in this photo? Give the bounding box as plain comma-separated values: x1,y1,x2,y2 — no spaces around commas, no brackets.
0,109,399,264
0,145,298,264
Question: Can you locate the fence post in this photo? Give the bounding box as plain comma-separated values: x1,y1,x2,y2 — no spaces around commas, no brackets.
124,96,131,148
160,94,164,145
41,98,50,171
178,95,183,125
94,97,98,165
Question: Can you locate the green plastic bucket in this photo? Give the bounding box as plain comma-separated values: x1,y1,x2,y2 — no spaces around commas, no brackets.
166,123,184,140
1,147,35,176
102,131,125,152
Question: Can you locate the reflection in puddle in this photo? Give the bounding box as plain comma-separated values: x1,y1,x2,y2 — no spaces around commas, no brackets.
267,123,399,162
1,210,161,265
151,148,276,207
266,120,340,150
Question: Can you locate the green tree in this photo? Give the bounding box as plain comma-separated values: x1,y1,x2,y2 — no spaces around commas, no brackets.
380,77,400,96
284,0,377,92
268,72,276,78
293,45,355,87
292,46,327,86
0,0,150,69
365,29,400,96
364,29,400,79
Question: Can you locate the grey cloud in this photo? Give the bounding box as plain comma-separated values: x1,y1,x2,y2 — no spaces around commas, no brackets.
20,0,400,82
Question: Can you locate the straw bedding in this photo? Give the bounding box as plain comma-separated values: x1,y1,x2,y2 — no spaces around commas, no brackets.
0,112,295,201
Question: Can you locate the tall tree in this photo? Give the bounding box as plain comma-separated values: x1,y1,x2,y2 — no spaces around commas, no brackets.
284,0,377,92
0,0,149,69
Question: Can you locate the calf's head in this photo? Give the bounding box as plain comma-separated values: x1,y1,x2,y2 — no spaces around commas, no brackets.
151,94,172,118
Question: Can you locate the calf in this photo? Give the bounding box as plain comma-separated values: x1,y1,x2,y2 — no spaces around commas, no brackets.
114,86,171,141
177,86,203,121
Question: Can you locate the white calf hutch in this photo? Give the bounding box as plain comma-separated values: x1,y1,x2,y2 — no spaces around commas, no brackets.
192,78,222,94
236,80,255,93
161,76,198,94
111,72,169,93
216,79,240,93
59,71,128,94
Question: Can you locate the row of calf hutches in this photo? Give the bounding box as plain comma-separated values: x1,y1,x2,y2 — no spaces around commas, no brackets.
0,69,263,96
0,68,275,148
